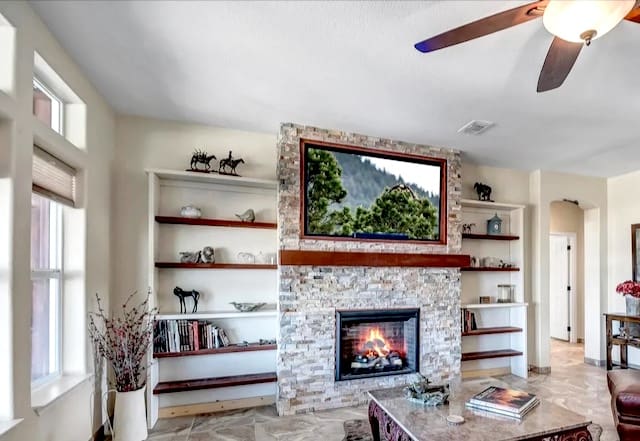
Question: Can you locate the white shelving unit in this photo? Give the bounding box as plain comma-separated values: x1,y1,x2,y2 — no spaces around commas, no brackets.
460,199,528,379
146,168,278,426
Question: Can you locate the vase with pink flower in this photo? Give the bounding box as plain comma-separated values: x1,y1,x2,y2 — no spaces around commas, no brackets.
616,280,640,337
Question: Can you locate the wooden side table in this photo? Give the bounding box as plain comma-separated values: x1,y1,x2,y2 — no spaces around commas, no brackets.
604,313,640,370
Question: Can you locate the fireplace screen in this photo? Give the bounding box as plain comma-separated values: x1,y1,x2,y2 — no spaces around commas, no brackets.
336,309,419,381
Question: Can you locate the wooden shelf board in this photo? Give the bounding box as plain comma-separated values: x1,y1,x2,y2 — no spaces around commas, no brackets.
462,303,528,309
156,216,277,229
462,327,522,336
280,250,470,268
462,233,519,241
155,310,277,320
153,372,277,394
460,199,525,210
155,262,277,269
461,349,523,361
154,343,276,358
462,267,520,272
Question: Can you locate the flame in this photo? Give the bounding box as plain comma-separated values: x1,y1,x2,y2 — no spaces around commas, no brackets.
360,327,391,357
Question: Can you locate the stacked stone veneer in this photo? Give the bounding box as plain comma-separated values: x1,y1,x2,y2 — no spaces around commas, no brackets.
276,123,463,415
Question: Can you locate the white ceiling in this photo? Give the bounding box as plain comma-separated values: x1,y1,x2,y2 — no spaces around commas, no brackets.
30,0,640,177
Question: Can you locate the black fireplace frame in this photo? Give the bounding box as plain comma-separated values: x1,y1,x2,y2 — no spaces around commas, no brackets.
335,308,420,382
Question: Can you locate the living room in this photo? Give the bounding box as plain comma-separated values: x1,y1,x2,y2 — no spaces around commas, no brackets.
2,1,640,440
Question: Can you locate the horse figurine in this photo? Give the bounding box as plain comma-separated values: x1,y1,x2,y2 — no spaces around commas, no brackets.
219,150,245,176
189,149,216,172
473,182,493,202
173,286,200,313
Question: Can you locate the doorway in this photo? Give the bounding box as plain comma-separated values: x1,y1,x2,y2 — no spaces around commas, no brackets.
549,233,576,342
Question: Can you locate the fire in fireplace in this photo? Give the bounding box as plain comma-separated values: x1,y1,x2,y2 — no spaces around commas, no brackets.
336,309,419,381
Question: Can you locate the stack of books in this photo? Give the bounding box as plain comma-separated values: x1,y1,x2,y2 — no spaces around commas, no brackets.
465,386,539,419
154,319,230,354
461,308,478,332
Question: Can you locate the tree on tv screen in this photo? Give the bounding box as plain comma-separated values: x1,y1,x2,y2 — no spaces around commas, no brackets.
305,147,439,240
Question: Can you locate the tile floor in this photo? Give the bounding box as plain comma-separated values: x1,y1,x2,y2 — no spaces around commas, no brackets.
145,340,618,440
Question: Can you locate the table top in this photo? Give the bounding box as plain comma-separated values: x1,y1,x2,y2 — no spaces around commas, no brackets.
368,378,591,441
604,312,640,321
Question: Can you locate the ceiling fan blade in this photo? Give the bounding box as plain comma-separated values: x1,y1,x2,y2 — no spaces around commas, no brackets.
414,1,547,53
624,3,640,23
537,37,583,92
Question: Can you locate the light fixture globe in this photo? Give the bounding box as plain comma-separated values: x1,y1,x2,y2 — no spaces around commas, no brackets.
543,0,635,43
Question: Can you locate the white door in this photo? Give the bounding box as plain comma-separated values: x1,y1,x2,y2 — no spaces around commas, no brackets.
550,235,570,341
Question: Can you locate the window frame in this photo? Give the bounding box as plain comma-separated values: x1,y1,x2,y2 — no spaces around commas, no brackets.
33,76,64,136
30,194,64,388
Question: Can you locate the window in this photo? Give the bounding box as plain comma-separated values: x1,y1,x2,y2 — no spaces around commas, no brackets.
33,77,63,135
30,193,62,384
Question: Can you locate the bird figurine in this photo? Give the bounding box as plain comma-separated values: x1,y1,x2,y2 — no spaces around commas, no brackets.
235,208,255,223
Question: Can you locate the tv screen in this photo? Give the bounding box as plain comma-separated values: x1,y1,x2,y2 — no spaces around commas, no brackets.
301,140,446,243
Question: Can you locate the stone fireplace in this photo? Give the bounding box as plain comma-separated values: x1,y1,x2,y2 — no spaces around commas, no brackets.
336,308,419,381
276,123,463,416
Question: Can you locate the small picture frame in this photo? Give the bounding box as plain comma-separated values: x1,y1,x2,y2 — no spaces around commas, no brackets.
479,296,491,304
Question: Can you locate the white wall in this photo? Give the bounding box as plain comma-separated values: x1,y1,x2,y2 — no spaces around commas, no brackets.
112,115,277,306
530,171,608,367
0,2,114,440
608,170,640,365
549,201,584,341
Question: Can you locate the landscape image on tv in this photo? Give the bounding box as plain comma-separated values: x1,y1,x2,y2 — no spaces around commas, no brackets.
303,143,444,242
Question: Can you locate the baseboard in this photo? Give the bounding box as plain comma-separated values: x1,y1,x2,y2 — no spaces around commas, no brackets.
158,395,276,419
461,367,511,379
583,357,606,367
529,365,551,374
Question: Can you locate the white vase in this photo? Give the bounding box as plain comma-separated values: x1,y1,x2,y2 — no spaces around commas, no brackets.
114,386,147,441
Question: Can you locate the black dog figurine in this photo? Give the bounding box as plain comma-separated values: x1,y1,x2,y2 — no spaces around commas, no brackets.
173,286,200,313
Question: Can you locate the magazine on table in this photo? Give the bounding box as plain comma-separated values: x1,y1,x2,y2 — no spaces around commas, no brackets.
467,386,539,413
465,399,539,420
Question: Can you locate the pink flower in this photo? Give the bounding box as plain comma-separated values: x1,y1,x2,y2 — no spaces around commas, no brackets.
616,280,640,298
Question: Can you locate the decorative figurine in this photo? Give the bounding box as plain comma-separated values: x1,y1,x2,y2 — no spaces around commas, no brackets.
180,205,202,218
237,252,255,264
487,213,503,235
201,246,215,263
404,374,450,406
462,223,476,234
235,208,256,222
179,250,202,263
474,182,493,202
218,150,245,176
189,149,216,172
173,286,200,313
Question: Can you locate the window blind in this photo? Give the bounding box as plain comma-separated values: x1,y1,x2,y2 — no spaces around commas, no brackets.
32,146,76,207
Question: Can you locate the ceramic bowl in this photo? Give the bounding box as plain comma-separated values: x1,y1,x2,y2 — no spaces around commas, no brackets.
230,302,266,312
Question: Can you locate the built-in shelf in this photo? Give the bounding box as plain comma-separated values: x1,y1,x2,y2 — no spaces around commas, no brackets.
153,372,277,394
147,168,278,189
154,343,276,358
460,199,526,210
462,327,523,337
156,310,277,320
462,233,519,241
461,349,523,361
462,303,528,309
155,216,277,229
461,267,520,272
155,262,277,269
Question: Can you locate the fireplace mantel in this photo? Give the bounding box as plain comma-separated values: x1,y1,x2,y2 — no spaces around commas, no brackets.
279,250,470,268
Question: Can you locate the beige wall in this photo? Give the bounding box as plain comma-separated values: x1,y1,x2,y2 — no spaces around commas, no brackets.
608,169,640,365
111,116,277,305
549,201,584,341
0,2,115,440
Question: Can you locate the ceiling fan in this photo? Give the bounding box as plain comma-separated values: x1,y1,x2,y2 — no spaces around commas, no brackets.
414,0,640,92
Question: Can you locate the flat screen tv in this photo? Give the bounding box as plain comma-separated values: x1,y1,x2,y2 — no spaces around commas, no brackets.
300,140,447,244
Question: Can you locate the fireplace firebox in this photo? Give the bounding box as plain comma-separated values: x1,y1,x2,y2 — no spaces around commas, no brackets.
335,309,419,381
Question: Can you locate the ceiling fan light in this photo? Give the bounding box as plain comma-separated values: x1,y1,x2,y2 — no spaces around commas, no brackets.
543,0,635,43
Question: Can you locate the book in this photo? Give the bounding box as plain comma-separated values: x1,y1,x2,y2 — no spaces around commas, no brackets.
465,399,539,420
468,386,538,413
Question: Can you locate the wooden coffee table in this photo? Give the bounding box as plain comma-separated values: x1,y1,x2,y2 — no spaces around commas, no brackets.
368,381,597,441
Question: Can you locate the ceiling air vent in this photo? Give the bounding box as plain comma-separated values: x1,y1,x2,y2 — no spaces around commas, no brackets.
458,120,494,135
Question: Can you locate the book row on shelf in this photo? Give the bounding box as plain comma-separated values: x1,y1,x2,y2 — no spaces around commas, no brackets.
154,319,230,353
461,308,478,333
465,386,540,420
